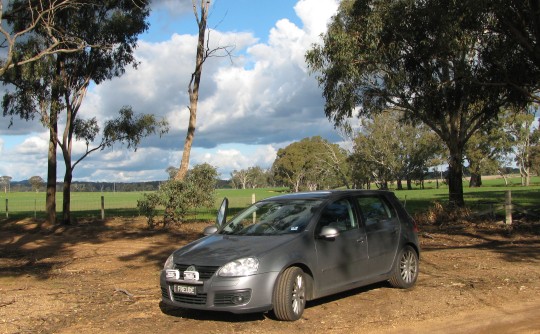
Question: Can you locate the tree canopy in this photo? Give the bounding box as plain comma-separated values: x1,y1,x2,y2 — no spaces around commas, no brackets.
273,136,348,192
306,0,531,206
352,109,441,190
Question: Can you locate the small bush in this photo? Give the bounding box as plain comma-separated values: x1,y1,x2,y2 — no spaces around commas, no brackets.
137,163,217,228
137,193,160,228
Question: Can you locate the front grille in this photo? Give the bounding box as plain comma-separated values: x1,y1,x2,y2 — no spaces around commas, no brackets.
214,290,252,306
174,264,220,280
172,292,207,305
161,287,170,299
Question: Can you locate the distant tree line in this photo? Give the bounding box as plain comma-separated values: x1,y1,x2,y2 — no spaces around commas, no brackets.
0,179,163,193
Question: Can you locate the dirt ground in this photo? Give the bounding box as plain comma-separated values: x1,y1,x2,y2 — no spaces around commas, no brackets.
1,215,539,334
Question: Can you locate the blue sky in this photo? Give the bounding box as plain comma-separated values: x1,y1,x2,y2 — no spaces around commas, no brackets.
0,0,341,182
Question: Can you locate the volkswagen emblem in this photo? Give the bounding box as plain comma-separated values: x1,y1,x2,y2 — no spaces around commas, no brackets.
183,265,200,281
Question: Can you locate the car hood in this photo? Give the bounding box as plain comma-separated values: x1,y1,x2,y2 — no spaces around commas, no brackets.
172,233,302,267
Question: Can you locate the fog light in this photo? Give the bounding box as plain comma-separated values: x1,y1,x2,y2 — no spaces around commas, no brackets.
231,295,245,304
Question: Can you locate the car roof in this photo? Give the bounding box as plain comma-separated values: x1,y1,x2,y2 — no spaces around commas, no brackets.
261,190,394,202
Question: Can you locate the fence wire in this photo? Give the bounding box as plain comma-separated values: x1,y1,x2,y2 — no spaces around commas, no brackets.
1,194,256,220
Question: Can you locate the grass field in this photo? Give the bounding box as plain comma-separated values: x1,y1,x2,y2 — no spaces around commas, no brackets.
1,176,539,220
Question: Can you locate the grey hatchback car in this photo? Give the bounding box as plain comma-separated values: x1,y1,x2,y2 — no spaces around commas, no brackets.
160,190,419,321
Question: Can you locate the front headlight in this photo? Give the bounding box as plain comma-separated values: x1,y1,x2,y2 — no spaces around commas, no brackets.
163,254,175,270
218,257,259,277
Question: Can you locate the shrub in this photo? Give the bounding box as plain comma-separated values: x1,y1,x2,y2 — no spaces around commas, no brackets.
137,163,218,228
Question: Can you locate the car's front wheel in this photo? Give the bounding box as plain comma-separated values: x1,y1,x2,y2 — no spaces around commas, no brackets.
389,245,419,289
272,266,306,321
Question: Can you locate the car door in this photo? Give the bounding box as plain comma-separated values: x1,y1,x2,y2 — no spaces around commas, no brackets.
314,198,368,292
355,195,400,276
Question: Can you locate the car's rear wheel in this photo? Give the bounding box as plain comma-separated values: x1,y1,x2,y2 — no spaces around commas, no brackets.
272,266,306,321
389,245,419,289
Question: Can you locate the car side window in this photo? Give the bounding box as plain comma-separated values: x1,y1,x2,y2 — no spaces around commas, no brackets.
356,196,396,229
316,199,357,233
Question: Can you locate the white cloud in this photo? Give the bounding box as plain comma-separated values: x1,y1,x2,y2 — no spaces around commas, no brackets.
0,135,48,179
294,0,339,36
0,0,340,181
13,135,49,155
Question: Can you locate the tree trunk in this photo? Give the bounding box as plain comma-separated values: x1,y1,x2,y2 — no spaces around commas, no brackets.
447,146,465,207
62,167,72,225
406,178,413,190
46,123,57,224
469,172,482,187
175,0,209,181
396,179,403,190
176,107,197,181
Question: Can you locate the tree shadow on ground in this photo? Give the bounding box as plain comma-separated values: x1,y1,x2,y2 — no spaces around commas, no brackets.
419,214,540,262
0,217,205,280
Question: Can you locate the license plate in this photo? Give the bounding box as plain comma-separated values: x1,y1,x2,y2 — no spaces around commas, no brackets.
173,284,196,295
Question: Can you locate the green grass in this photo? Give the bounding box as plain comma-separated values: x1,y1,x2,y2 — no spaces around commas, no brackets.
0,188,289,220
393,176,540,214
1,177,538,220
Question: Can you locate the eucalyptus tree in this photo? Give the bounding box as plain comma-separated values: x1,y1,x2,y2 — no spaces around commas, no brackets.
231,169,249,189
351,110,440,190
306,0,526,207
505,105,538,186
464,113,514,187
174,0,234,181
0,176,12,193
28,175,44,192
273,136,347,192
2,0,167,224
246,166,268,189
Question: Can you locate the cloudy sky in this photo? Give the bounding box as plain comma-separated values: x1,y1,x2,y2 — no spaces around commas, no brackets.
0,0,341,182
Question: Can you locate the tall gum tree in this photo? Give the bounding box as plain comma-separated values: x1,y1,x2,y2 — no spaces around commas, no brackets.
306,0,526,207
174,0,233,181
174,0,210,181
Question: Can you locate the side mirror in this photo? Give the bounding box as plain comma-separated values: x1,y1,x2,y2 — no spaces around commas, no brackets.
216,197,228,227
319,226,340,240
203,226,218,236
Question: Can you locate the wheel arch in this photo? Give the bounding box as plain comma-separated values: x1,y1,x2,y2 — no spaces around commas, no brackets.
406,241,420,260
275,262,315,301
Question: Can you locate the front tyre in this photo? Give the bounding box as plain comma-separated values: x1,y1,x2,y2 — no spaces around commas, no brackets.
389,245,419,289
272,267,306,321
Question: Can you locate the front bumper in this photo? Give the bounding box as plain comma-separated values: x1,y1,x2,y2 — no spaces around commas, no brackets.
160,270,279,314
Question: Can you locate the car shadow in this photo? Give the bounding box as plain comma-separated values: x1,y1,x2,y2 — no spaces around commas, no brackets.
159,281,389,322
159,302,267,322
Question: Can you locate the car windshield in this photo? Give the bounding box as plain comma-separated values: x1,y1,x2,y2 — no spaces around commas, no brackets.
220,199,323,236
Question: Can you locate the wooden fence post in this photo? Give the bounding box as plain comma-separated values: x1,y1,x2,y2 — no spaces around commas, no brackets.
505,190,512,225
101,196,105,220
5,198,8,218
252,194,256,224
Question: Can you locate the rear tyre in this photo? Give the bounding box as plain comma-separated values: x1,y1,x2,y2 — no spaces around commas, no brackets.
272,267,306,321
389,245,419,289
